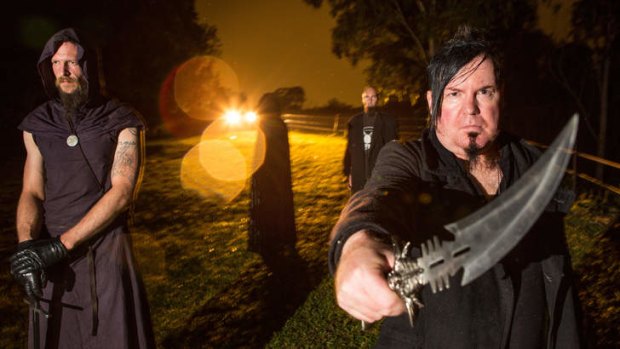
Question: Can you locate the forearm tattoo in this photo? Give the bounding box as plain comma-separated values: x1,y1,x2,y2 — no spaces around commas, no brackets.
111,131,139,182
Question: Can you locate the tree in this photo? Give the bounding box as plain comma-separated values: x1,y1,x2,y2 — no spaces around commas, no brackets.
104,0,221,130
0,0,221,138
273,86,306,111
303,0,537,101
557,0,619,171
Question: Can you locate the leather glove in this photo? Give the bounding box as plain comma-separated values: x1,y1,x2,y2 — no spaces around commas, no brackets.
13,269,46,302
10,238,68,301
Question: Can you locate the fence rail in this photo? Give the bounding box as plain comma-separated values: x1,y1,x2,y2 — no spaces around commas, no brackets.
282,113,619,196
282,113,427,140
527,140,620,196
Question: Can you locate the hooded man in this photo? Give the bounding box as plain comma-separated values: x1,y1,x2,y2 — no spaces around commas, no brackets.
248,93,297,259
9,28,155,348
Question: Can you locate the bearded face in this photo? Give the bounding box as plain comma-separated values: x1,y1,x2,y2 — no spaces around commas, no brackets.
51,41,89,113
56,75,88,113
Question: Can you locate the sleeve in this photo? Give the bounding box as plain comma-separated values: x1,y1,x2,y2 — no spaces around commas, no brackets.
18,104,49,134
328,141,422,273
343,120,353,177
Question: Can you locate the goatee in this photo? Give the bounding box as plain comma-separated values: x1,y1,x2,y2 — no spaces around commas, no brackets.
57,76,88,114
464,132,499,171
465,132,481,167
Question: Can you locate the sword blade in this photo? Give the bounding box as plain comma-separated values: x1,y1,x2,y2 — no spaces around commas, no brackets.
419,114,578,292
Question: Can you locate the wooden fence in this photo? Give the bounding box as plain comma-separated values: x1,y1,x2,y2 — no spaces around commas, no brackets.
282,113,619,196
282,113,427,140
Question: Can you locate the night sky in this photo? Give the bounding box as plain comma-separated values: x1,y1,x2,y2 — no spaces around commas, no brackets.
195,0,368,108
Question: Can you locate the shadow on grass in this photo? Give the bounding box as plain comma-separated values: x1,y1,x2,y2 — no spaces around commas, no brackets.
161,248,321,348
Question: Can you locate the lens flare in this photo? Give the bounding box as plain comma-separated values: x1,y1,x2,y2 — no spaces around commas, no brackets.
223,110,242,125
159,68,210,137
173,56,240,121
181,144,246,203
244,111,258,123
180,118,267,203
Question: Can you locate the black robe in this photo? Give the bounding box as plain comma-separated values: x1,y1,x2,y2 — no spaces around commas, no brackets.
330,129,582,348
343,111,398,193
248,113,297,257
18,28,154,349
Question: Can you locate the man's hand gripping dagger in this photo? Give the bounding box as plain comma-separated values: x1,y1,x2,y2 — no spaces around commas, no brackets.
387,239,425,327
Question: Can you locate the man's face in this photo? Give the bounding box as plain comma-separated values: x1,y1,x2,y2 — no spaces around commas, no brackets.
362,88,378,112
428,55,500,159
51,42,83,94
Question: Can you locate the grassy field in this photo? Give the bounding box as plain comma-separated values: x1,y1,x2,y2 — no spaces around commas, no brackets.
0,131,618,348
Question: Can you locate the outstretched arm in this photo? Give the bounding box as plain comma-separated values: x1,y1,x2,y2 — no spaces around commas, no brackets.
59,127,141,250
330,141,422,324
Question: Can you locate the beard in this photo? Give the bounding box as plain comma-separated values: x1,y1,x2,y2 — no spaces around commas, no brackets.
365,106,377,114
465,132,498,171
466,132,481,163
56,76,89,114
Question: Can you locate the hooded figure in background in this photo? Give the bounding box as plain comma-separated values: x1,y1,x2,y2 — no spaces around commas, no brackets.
248,93,297,262
9,28,155,348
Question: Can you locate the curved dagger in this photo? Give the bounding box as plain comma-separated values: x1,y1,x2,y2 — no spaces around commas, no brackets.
416,114,579,293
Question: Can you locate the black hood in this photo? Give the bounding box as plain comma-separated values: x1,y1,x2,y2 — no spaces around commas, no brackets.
37,28,101,102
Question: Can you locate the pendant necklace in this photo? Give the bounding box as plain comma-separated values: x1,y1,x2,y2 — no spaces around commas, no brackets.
65,113,79,147
67,134,79,147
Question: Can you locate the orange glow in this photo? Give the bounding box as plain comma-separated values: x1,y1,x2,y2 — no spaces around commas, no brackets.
179,118,266,202
158,67,210,138
223,109,243,125
244,111,258,123
223,109,258,126
173,56,240,121
181,143,247,202
199,139,247,181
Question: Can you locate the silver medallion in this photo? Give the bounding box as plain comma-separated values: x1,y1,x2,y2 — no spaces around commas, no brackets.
66,134,79,147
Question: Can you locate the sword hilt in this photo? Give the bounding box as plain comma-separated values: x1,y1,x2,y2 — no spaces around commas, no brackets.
386,240,425,327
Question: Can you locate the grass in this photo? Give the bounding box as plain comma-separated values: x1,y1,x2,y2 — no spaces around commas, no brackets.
564,193,620,348
131,132,352,347
0,131,618,348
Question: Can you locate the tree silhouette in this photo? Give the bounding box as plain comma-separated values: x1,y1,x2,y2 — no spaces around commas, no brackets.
1,0,221,141
273,86,306,111
303,0,537,101
564,0,618,166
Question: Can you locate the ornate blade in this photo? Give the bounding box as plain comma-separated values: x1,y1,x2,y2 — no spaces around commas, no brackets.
417,114,579,293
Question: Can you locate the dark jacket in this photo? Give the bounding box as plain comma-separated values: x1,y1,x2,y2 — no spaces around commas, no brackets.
330,129,581,348
343,111,398,193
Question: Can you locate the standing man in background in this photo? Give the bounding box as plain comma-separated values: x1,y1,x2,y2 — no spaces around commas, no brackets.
9,27,155,348
343,86,398,193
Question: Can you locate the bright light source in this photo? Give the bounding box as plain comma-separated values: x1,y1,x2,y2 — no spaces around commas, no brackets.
224,110,242,125
244,111,258,123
